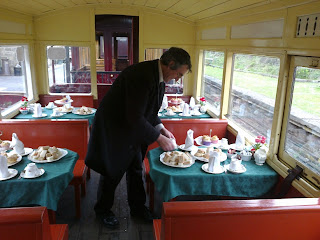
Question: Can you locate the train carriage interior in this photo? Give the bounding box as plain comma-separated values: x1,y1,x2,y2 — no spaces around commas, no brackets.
0,0,320,239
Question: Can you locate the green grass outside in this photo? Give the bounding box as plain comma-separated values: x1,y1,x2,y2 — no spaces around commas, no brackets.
204,65,320,117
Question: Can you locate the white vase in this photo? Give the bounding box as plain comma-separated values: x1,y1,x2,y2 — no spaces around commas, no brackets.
199,106,207,113
254,148,267,165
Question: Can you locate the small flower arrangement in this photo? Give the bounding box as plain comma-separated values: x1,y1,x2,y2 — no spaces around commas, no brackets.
200,97,206,106
251,135,267,155
20,97,28,110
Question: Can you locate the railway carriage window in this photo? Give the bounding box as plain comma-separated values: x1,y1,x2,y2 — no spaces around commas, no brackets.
47,46,91,94
145,48,182,94
227,54,280,142
0,45,33,116
280,56,320,185
202,51,225,116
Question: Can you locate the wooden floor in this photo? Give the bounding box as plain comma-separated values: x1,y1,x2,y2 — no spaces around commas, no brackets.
56,170,154,240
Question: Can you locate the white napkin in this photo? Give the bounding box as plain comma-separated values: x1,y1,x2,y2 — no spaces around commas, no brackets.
189,97,195,109
66,95,71,102
11,133,24,155
235,131,245,149
34,103,42,117
161,95,168,110
0,155,10,178
185,129,194,149
208,151,221,173
182,103,190,116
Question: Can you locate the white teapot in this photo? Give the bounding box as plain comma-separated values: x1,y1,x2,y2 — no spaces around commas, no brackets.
254,148,267,165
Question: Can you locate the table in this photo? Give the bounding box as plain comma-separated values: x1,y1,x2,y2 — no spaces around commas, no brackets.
159,110,212,119
0,149,78,211
148,147,278,202
15,108,96,126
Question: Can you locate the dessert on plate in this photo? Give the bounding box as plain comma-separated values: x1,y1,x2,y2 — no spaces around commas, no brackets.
30,146,61,161
162,151,192,166
0,140,10,150
202,135,212,146
211,135,219,144
171,98,183,104
75,106,92,115
1,152,18,164
167,106,182,112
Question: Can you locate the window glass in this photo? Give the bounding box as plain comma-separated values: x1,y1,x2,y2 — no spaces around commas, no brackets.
202,51,225,116
145,48,182,94
47,46,91,94
227,54,280,143
0,45,33,115
285,66,320,174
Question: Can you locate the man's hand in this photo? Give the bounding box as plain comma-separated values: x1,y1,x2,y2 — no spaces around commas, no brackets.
160,127,175,139
156,134,176,151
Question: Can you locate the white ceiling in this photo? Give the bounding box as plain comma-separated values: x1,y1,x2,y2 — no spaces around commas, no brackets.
0,0,313,22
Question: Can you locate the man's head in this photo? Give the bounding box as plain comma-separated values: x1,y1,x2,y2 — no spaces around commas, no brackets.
160,47,192,83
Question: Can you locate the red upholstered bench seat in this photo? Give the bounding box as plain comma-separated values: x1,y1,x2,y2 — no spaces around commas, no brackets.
154,198,320,240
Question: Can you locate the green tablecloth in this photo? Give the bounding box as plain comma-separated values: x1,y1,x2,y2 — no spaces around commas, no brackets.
148,147,278,202
0,149,78,211
14,108,96,126
159,110,211,119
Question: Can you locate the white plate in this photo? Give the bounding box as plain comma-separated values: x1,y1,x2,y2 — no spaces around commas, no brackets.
178,144,198,152
201,163,224,174
159,152,195,168
45,105,57,109
191,148,227,163
72,107,97,115
218,145,230,150
10,147,33,157
225,164,246,174
32,113,47,118
56,106,74,113
195,136,220,148
50,112,66,118
191,111,202,116
7,153,22,167
158,112,162,116
179,113,192,117
0,169,18,181
20,168,45,179
28,148,68,163
54,99,74,105
228,144,244,151
164,112,176,116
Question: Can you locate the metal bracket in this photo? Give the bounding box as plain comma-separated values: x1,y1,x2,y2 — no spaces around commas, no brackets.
275,165,303,198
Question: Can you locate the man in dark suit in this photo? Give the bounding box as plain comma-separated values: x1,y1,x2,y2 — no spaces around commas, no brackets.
85,47,191,228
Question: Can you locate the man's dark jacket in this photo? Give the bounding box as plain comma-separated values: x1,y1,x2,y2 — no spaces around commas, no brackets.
85,60,163,179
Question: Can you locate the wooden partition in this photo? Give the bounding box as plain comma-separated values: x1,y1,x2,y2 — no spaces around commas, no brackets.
0,119,89,159
38,94,94,108
0,207,68,240
154,198,320,240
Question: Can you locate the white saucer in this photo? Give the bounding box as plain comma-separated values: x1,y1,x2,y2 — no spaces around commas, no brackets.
54,99,73,105
218,145,230,150
225,164,246,174
191,111,202,116
20,168,45,179
158,113,162,116
228,144,244,151
10,147,33,157
50,112,66,118
201,163,224,174
178,144,198,152
165,112,176,116
179,113,192,117
0,169,18,181
32,113,47,118
45,105,57,109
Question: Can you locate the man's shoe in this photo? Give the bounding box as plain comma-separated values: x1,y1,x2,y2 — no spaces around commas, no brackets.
130,206,153,223
101,211,120,229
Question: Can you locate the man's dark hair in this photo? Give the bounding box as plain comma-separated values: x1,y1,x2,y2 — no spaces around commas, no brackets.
160,47,192,72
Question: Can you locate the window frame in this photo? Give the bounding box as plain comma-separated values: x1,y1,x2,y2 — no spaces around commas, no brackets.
0,43,36,119
278,56,320,193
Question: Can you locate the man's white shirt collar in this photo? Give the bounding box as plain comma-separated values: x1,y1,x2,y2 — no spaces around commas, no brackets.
158,60,164,83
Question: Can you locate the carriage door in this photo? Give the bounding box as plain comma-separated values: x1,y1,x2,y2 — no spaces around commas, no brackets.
95,15,139,105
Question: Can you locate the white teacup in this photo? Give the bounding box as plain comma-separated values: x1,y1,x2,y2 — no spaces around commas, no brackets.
24,163,41,178
47,102,55,108
229,158,242,171
167,109,174,115
221,138,228,147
